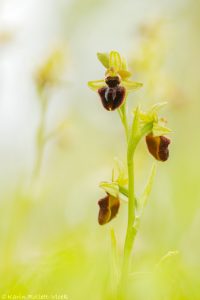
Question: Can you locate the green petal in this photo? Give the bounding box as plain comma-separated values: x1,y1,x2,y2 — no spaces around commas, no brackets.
133,108,153,124
122,80,143,91
118,70,132,79
109,50,122,71
88,79,105,91
97,52,109,68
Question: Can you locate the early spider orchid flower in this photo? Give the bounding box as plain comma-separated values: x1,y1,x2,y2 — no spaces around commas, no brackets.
98,158,128,225
88,51,143,111
133,102,172,162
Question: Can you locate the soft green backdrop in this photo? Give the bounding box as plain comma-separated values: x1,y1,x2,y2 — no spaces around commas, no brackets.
0,0,199,299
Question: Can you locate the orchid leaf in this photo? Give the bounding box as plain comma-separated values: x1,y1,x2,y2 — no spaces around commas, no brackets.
137,164,156,214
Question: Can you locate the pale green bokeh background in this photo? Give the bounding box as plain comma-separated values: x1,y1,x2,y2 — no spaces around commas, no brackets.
0,0,199,299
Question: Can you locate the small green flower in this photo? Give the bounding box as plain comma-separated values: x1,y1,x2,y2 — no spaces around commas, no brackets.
88,51,143,111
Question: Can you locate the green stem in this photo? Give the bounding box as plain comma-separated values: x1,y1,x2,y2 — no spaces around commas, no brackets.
119,114,153,297
120,148,137,295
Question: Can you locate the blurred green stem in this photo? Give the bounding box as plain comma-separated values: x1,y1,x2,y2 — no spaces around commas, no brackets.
33,89,48,179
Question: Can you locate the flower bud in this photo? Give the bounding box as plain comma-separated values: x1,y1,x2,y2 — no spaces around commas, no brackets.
98,194,120,225
146,134,170,161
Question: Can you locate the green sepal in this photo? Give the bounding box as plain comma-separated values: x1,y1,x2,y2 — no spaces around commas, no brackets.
88,79,105,91
122,80,143,91
118,70,132,79
152,123,172,137
99,181,119,197
151,101,168,112
97,52,109,68
109,51,122,71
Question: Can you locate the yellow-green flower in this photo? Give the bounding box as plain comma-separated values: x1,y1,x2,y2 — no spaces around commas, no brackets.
35,49,64,91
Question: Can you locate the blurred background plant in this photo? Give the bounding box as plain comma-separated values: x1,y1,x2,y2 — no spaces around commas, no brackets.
33,47,68,179
129,19,188,110
0,0,199,299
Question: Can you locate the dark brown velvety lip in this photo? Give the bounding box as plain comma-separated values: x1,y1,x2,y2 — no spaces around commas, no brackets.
98,194,120,225
98,86,126,111
146,134,171,161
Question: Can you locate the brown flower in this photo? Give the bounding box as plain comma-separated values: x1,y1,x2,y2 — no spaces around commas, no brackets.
98,194,120,225
146,134,171,161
